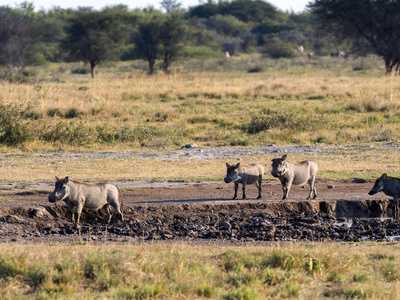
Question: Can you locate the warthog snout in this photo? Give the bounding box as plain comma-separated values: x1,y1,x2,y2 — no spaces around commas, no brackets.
269,169,281,178
368,174,386,196
224,177,232,183
48,194,57,202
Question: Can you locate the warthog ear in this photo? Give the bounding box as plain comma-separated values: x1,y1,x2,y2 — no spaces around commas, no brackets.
226,162,230,168
64,176,69,183
381,173,387,179
281,154,287,160
55,176,60,181
235,163,240,169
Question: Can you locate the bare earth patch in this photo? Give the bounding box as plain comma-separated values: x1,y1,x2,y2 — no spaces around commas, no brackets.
0,179,398,244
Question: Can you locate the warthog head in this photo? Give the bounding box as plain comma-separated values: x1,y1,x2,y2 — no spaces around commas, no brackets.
270,154,289,178
224,163,241,183
368,173,386,195
48,176,70,203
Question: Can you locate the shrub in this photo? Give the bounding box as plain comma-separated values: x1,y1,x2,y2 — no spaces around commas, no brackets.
0,70,34,83
0,103,32,146
46,108,63,118
64,108,83,119
261,38,296,59
247,65,264,73
353,273,368,282
71,67,90,74
243,111,325,134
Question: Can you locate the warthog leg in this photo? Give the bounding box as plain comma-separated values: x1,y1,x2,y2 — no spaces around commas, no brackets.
70,206,77,223
282,180,292,200
110,201,124,222
105,205,112,224
242,182,247,199
76,202,84,224
256,175,262,199
394,195,399,213
232,182,239,199
307,177,317,200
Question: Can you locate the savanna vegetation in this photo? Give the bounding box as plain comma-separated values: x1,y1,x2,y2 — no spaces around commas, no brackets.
2,2,400,298
1,242,400,299
1,55,400,183
3,0,397,78
0,55,396,150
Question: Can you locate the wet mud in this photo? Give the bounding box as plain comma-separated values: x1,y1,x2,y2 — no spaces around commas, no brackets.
0,180,399,244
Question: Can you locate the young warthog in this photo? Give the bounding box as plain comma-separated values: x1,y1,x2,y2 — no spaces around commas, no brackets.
224,163,264,199
48,176,124,224
270,154,318,200
369,173,400,213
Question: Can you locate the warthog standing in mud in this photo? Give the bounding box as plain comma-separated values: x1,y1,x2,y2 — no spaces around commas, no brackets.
48,176,124,224
369,173,400,213
270,154,318,200
224,163,264,199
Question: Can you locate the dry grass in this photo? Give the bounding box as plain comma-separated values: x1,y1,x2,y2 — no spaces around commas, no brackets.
1,57,400,149
1,57,400,184
0,241,400,299
0,146,399,185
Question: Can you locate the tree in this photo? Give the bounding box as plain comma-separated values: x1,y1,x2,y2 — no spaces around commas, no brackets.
189,0,281,23
309,0,400,75
159,14,186,72
0,3,41,68
160,0,182,13
135,14,186,74
63,8,128,78
134,17,163,74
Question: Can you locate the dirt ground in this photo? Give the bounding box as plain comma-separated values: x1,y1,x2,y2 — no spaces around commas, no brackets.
0,179,398,244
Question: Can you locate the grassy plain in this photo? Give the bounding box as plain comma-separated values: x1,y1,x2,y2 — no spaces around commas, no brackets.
1,55,400,183
2,56,400,299
0,55,398,151
0,145,399,185
1,242,400,299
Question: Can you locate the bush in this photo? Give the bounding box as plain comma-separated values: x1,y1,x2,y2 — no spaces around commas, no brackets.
64,108,83,119
247,65,264,73
0,103,32,146
0,69,34,83
243,111,325,134
46,108,63,118
71,67,90,74
261,38,296,59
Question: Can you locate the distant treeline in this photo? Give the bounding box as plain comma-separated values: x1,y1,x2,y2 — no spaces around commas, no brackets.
0,0,350,74
0,0,356,75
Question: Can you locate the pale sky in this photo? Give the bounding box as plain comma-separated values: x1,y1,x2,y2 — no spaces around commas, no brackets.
0,0,310,13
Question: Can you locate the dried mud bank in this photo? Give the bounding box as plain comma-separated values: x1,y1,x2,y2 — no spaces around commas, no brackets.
0,198,398,244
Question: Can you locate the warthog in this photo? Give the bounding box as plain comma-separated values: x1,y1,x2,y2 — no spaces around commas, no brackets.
270,154,318,200
48,176,123,224
369,173,400,213
224,163,264,199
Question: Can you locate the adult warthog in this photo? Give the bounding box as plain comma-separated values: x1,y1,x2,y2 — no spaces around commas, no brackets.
369,173,400,213
270,154,318,200
48,176,124,224
224,163,264,200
